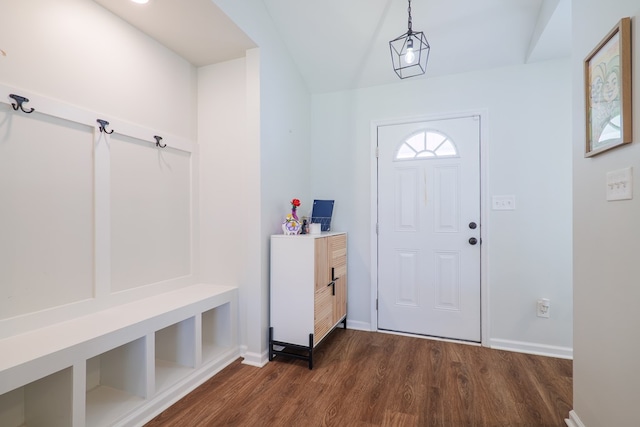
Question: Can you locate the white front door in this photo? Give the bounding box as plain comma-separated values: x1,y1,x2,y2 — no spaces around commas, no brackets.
377,116,481,342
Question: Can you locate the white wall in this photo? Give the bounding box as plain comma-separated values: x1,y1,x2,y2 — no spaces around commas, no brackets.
571,1,640,426
198,56,262,365
0,0,310,367
212,0,312,364
198,58,249,288
311,58,573,357
0,0,197,139
0,0,198,335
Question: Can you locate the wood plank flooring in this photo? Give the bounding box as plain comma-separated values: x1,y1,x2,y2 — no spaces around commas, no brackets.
146,329,572,426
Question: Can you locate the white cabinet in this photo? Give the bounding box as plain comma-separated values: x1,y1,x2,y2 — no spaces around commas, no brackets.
269,232,347,369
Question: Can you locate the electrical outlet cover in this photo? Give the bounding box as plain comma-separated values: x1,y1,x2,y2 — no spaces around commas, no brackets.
536,298,550,318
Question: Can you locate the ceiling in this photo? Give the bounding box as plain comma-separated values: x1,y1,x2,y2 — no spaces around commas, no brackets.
93,0,257,67
93,0,571,93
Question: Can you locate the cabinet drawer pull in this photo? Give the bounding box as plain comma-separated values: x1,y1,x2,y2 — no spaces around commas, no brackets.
327,281,336,296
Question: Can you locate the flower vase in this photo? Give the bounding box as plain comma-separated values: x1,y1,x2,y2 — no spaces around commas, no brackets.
282,209,302,235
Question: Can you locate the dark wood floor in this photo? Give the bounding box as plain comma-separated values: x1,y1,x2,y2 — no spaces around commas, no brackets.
146,329,572,427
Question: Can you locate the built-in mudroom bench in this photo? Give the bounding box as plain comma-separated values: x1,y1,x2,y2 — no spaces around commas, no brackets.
0,83,242,426
0,284,238,427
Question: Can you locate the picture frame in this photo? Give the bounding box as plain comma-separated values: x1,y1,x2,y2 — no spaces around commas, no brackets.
584,17,632,157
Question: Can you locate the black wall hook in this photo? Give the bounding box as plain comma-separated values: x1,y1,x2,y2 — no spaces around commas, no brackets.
97,119,114,134
9,94,35,114
154,135,166,148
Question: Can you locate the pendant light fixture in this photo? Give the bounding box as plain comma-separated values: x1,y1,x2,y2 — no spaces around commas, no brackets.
389,0,430,79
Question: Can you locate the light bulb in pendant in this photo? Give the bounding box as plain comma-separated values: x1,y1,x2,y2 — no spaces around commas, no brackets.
405,37,416,64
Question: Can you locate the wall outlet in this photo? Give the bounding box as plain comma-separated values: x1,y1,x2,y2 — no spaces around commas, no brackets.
537,298,550,318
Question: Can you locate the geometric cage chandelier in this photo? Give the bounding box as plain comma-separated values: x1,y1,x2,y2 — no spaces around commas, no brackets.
389,0,430,79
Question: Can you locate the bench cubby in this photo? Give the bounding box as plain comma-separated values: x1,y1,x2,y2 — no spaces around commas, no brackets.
86,338,149,427
202,303,233,364
0,367,73,427
155,317,196,393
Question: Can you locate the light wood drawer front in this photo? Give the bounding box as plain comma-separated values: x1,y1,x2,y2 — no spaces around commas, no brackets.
329,234,347,263
314,285,333,344
314,237,329,292
329,234,347,280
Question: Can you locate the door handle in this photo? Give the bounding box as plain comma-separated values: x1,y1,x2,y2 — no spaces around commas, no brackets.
327,281,336,295
331,267,339,281
469,222,477,229
469,237,478,245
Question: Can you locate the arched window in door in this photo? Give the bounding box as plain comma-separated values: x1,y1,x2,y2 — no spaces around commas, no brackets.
395,129,458,160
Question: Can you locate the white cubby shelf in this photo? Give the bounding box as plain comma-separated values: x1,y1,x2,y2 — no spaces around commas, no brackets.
0,283,238,427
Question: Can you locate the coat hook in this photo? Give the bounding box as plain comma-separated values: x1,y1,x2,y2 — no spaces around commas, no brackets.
97,119,114,134
9,94,35,114
154,135,166,148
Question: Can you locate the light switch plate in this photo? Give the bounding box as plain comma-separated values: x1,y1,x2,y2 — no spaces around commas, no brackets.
606,167,633,201
492,195,516,210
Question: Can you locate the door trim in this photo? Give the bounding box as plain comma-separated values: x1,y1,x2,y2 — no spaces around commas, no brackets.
369,110,490,346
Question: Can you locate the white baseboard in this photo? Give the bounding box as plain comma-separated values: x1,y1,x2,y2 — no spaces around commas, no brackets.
346,319,371,331
489,338,573,359
241,349,269,368
565,410,586,427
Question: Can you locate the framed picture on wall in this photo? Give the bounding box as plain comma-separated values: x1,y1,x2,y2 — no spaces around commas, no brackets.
584,17,632,157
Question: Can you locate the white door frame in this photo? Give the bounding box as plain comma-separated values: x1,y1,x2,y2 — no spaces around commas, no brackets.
369,110,490,346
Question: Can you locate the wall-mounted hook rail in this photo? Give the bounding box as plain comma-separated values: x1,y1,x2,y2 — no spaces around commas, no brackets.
9,94,35,114
97,119,114,134
154,135,166,148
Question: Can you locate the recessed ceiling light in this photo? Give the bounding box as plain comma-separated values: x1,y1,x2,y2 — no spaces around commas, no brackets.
131,0,149,4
